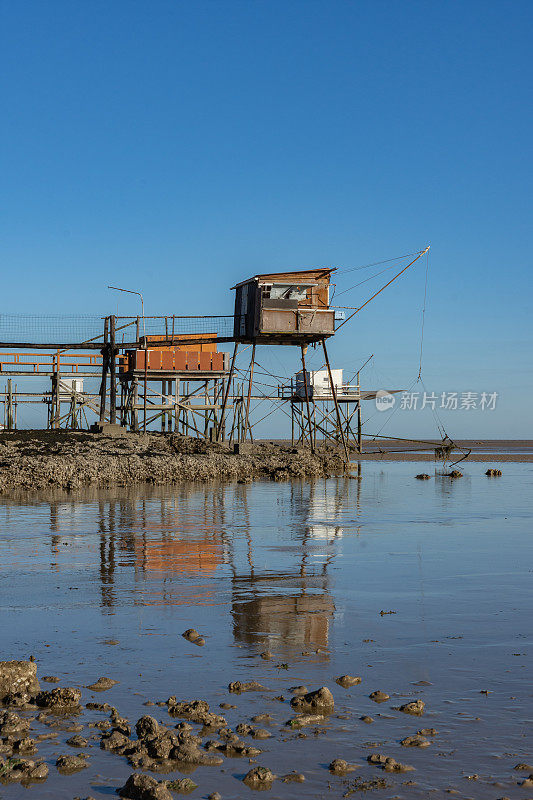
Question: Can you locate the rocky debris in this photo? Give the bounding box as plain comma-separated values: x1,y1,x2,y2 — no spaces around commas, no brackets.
235,723,270,739
415,474,431,479
42,676,59,683
360,715,374,723
166,778,197,793
343,777,389,793
260,651,272,660
35,687,81,710
135,715,159,739
182,629,205,646
417,727,437,736
0,432,345,493
0,756,49,782
367,753,414,772
335,675,361,688
514,763,533,771
100,730,133,753
228,680,266,693
205,729,261,758
0,711,30,736
86,677,118,692
329,758,358,774
400,734,430,747
86,701,112,711
398,699,425,716
369,690,389,703
518,774,533,787
486,468,502,476
289,687,334,714
118,772,173,800
251,714,273,724
55,753,89,773
285,714,325,728
289,685,308,695
66,734,89,747
0,661,40,703
243,765,276,789
166,698,225,728
207,793,222,800
281,771,305,783
447,470,463,478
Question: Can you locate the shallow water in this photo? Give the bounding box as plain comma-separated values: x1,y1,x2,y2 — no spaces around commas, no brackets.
0,461,531,799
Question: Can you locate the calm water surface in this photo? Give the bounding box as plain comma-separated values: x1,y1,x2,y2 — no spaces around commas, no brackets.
0,461,531,799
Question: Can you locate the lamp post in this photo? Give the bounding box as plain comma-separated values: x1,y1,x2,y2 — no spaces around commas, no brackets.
108,286,147,433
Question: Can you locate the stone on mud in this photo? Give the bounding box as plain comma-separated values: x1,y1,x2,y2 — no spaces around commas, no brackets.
329,758,358,774
369,690,389,703
118,772,173,800
228,681,266,693
335,675,361,688
398,699,425,716
86,677,118,692
56,753,88,773
290,686,334,713
35,687,81,710
0,661,40,702
243,766,276,789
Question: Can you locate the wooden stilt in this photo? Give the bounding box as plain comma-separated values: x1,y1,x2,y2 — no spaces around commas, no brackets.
109,316,117,424
300,346,315,453
322,337,349,463
243,343,256,442
216,342,238,441
99,318,109,424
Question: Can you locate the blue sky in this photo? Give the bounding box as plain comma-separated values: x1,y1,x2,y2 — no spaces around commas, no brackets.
1,0,531,437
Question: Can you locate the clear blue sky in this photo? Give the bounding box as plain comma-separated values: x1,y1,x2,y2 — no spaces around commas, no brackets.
1,1,531,437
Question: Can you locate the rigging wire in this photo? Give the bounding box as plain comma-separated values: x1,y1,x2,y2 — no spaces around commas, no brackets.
334,249,425,275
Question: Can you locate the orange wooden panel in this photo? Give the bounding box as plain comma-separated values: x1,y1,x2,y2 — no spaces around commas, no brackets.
150,351,162,370
135,350,146,370
161,351,173,370
174,351,187,370
199,352,211,370
211,353,223,371
186,352,200,370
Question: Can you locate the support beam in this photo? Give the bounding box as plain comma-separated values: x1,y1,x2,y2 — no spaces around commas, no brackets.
300,345,315,453
216,341,238,441
321,337,349,463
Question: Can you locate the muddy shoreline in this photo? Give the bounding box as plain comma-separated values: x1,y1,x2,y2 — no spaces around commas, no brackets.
0,431,529,493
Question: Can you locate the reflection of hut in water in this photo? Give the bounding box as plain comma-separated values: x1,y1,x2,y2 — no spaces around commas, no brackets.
232,575,335,654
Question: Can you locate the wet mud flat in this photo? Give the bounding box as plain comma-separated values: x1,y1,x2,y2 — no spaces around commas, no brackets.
0,431,344,493
0,463,531,798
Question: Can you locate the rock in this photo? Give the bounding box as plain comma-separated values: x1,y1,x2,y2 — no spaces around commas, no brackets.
367,753,414,772
518,775,533,787
398,699,425,716
208,794,222,800
135,715,159,739
335,675,361,688
448,470,463,478
86,677,118,692
289,685,308,695
55,753,88,773
243,766,276,789
66,734,89,747
42,676,59,683
289,686,334,713
486,469,502,476
0,711,30,735
285,714,324,728
118,772,173,800
400,734,430,747
415,474,431,480
228,681,266,693
35,687,81,709
166,777,198,793
281,772,305,783
182,629,204,646
329,758,358,774
360,715,374,723
514,763,533,771
100,730,132,752
418,728,437,736
0,661,40,702
0,757,49,782
369,690,389,703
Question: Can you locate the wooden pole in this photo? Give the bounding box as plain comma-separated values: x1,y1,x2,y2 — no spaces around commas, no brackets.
6,379,13,431
99,318,109,423
109,315,117,424
356,371,362,453
216,342,238,441
300,346,315,453
143,339,148,434
321,337,349,463
243,343,256,442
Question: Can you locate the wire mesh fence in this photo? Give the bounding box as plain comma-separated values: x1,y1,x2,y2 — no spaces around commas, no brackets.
0,314,235,345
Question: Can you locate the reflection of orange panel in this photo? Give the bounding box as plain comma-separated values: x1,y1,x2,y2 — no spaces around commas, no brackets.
174,351,186,370
161,351,173,370
150,351,162,370
199,352,211,370
186,352,199,370
211,353,223,371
